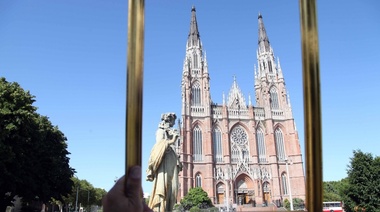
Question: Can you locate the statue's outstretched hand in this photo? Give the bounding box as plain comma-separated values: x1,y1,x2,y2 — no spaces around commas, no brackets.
167,129,179,145
102,166,153,212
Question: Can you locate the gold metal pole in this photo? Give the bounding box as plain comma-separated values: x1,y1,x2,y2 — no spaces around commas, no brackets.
126,0,144,182
299,0,322,212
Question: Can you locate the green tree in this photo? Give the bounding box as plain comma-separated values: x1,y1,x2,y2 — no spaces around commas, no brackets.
284,198,305,211
93,187,107,206
341,150,380,212
62,177,107,210
323,179,348,202
180,187,213,211
293,198,305,210
0,78,75,211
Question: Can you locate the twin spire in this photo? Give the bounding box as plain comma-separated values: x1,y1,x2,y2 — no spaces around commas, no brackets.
258,13,270,53
188,7,270,53
187,6,201,48
186,7,273,109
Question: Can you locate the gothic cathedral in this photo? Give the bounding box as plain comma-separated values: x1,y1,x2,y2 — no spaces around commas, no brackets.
178,7,306,206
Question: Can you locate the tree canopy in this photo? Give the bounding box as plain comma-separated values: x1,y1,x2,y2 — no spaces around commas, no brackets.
341,150,380,212
62,177,107,211
0,77,75,211
284,198,305,211
323,179,348,202
179,187,213,211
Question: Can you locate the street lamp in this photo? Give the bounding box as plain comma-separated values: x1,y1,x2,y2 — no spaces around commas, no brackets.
73,175,80,212
224,165,234,212
75,185,79,212
285,157,293,211
87,190,90,212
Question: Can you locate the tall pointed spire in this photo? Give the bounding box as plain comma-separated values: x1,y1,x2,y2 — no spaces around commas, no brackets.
187,6,201,48
258,13,270,53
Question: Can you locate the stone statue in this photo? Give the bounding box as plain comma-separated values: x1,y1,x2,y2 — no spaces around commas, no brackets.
147,113,181,212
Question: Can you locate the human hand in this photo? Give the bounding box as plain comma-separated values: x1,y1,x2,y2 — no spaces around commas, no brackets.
102,166,153,212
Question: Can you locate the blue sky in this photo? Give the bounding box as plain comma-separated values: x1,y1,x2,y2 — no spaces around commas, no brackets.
1,1,379,195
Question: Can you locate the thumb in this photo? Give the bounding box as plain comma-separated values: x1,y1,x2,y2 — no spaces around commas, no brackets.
125,166,142,199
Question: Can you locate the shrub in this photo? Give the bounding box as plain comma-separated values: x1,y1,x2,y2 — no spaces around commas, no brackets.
208,207,219,212
189,206,200,212
180,187,213,210
284,198,305,211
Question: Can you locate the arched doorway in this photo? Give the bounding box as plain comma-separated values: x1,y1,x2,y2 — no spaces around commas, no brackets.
216,183,225,204
262,181,271,205
235,174,254,205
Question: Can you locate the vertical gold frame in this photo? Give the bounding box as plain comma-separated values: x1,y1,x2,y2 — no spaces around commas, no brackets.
300,0,322,211
125,0,322,211
125,0,144,186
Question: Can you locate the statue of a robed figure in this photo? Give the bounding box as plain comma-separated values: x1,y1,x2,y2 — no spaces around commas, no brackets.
146,113,182,212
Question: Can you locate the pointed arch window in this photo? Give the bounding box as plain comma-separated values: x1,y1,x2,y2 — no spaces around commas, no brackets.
281,172,288,195
268,61,273,73
213,127,223,163
275,128,286,161
270,87,279,109
230,126,249,163
231,148,240,163
193,126,203,161
193,53,198,69
195,173,202,187
285,93,289,105
256,128,266,163
191,82,201,106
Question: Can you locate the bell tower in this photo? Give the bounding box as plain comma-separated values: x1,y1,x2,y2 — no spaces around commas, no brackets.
253,14,305,204
181,6,211,113
179,6,213,198
254,13,293,119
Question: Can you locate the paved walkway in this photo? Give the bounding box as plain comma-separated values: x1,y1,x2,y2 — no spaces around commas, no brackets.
235,206,284,211
217,204,287,211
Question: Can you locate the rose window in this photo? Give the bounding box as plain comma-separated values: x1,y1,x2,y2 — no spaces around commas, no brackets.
231,127,248,146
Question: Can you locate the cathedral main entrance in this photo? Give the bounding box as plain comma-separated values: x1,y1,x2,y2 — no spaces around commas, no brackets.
236,193,254,205
237,194,245,205
235,175,254,205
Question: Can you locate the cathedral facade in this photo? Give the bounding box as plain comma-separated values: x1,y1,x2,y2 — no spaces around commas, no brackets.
178,7,306,206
